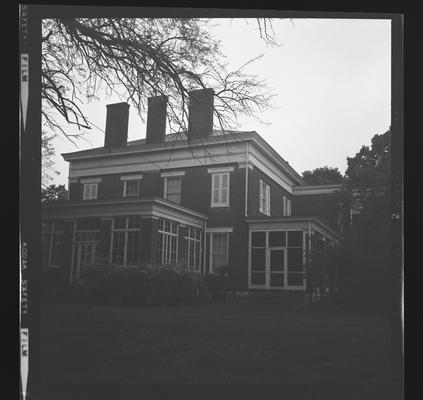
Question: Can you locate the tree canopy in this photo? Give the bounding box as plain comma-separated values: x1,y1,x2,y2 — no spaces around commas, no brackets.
302,166,344,185
345,130,390,191
41,184,68,204
41,18,277,145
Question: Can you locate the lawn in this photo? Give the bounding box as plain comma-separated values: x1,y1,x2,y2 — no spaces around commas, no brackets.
41,301,390,384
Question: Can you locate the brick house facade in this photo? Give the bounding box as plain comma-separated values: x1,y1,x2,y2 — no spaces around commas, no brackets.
42,88,343,292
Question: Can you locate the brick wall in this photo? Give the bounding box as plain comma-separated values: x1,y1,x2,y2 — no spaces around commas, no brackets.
247,166,293,218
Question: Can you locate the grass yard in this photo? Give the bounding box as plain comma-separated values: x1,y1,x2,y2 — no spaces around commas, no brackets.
41,301,390,384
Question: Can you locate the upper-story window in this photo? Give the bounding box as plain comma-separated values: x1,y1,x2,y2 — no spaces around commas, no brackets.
283,196,292,216
81,178,101,200
121,174,143,198
208,166,234,208
161,171,185,204
259,180,270,216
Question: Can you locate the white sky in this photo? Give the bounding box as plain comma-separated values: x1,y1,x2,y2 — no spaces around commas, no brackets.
46,18,391,187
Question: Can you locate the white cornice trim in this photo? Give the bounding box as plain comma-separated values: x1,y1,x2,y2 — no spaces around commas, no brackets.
160,170,186,177
63,133,304,185
292,184,343,195
207,166,235,174
249,152,293,193
245,217,342,244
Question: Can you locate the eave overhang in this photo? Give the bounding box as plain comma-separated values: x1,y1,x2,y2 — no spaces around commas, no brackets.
42,197,208,229
245,216,343,245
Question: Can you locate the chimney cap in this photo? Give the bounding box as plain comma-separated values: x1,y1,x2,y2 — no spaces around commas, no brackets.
106,102,130,110
189,88,215,95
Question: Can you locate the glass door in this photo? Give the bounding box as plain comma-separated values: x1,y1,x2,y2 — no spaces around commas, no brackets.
72,243,97,282
269,248,285,288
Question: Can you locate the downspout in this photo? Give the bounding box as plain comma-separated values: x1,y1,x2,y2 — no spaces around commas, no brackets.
244,141,249,218
203,218,207,275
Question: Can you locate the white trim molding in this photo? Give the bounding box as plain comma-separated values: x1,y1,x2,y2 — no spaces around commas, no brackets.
206,227,233,233
80,177,102,184
207,166,235,174
292,184,343,196
120,174,143,181
161,170,186,177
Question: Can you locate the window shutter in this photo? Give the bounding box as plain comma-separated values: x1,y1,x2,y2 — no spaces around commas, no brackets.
266,185,270,214
259,181,263,212
221,173,228,204
91,184,97,200
212,174,220,204
283,196,287,216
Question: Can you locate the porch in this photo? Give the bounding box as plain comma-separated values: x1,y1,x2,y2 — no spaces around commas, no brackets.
245,217,342,292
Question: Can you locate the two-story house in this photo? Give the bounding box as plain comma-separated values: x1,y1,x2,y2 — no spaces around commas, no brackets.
42,88,343,292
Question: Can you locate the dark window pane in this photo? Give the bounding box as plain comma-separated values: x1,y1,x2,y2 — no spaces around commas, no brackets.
41,234,50,265
288,248,303,271
288,231,303,247
270,273,284,287
269,231,286,247
252,232,266,247
42,222,52,233
251,272,265,285
251,248,265,271
50,234,63,265
270,249,284,271
288,273,303,286
53,220,64,232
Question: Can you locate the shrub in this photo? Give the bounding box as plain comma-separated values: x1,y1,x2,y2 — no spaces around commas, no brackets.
72,261,208,307
41,267,73,304
206,264,243,292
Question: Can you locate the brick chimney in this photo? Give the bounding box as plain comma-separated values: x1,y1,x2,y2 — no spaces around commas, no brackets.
188,88,214,140
145,95,168,144
104,102,130,148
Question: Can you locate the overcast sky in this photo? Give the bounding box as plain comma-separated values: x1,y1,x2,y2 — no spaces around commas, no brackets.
46,18,391,187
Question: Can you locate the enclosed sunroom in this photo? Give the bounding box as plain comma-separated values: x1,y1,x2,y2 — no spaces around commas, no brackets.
246,217,342,291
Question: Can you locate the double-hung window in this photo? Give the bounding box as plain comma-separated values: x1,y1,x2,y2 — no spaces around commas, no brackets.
41,220,64,267
157,219,179,265
259,180,270,215
184,226,202,271
210,231,230,273
283,196,292,216
121,175,142,198
110,216,141,266
161,171,184,204
81,178,101,200
208,166,233,208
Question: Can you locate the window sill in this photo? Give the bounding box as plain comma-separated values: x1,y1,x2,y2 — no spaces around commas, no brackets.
259,210,271,217
210,204,230,209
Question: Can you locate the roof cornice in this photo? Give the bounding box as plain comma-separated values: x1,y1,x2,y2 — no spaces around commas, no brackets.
62,131,305,186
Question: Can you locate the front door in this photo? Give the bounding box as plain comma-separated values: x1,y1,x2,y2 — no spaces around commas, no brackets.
268,248,286,288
